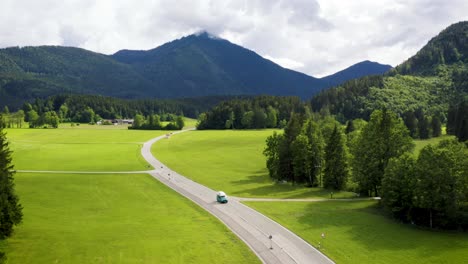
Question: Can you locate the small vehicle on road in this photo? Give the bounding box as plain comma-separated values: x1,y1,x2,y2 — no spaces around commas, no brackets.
216,191,228,203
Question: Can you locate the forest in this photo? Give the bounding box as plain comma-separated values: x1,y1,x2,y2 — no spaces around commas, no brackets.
263,109,468,230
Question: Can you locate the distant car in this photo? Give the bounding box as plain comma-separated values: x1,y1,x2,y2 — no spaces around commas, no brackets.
216,191,228,203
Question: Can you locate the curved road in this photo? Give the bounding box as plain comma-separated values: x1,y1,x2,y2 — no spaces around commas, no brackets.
142,130,335,264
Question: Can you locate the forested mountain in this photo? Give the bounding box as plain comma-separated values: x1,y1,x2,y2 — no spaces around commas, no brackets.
112,32,324,98
321,60,392,87
0,31,391,110
394,21,468,76
311,21,468,124
0,46,152,107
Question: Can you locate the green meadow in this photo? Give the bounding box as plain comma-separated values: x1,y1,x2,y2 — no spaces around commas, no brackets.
246,200,468,264
1,126,260,263
0,173,259,263
6,127,167,171
152,130,355,199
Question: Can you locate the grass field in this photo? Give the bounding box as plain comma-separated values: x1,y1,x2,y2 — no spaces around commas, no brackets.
0,173,259,263
152,130,355,199
246,200,468,264
413,134,455,156
6,127,167,171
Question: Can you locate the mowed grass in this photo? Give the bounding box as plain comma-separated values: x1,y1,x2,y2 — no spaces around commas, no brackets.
0,173,259,263
152,130,355,199
246,200,468,264
6,127,168,171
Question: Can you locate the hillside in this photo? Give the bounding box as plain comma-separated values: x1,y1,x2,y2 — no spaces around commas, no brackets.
311,21,468,122
394,21,468,75
0,46,153,107
0,32,392,109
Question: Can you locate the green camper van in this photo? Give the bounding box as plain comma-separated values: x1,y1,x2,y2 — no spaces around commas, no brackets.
216,191,228,203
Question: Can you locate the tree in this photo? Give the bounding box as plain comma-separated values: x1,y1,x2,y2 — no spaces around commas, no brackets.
278,113,304,182
431,116,442,137
418,114,430,139
225,111,235,129
80,107,95,123
447,99,468,141
403,111,418,138
352,109,414,196
0,118,23,239
266,106,278,128
133,114,145,128
176,116,185,129
381,154,416,221
59,104,69,121
302,119,324,186
413,140,468,228
241,111,254,129
42,111,60,128
323,125,348,190
263,132,284,181
252,107,267,128
291,135,311,184
345,120,355,134
27,110,39,128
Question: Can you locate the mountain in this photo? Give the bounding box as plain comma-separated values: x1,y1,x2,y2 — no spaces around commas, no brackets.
310,21,468,122
321,60,392,87
0,46,153,107
394,21,468,75
112,31,324,98
0,31,392,108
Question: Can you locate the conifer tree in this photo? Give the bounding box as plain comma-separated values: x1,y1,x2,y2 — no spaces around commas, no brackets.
0,117,23,239
323,125,348,190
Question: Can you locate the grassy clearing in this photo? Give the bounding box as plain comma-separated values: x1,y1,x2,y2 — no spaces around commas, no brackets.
0,173,259,263
5,127,168,171
183,118,198,129
246,200,468,264
152,130,355,199
413,134,455,156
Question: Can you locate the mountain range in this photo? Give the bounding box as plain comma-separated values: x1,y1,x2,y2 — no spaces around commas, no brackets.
0,32,391,108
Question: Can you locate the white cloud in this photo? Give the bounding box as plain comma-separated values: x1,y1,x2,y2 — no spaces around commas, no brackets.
0,0,467,77
264,55,305,70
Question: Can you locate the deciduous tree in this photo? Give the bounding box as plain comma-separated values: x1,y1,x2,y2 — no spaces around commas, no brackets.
352,109,413,196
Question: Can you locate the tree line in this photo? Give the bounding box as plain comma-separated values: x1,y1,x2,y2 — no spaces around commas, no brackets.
0,94,224,129
130,114,185,130
197,96,309,129
263,109,468,230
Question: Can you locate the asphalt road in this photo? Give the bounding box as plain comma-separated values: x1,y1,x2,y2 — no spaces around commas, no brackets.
142,130,335,264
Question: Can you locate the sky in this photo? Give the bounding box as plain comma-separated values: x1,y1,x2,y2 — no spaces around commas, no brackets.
1,0,467,77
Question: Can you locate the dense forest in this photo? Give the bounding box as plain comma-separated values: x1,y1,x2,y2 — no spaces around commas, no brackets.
0,94,233,128
310,21,468,126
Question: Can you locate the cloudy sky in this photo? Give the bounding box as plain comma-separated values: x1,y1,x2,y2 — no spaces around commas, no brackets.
2,0,467,77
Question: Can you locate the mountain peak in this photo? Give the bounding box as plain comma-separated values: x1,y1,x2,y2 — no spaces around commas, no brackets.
321,60,392,87
192,30,220,40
